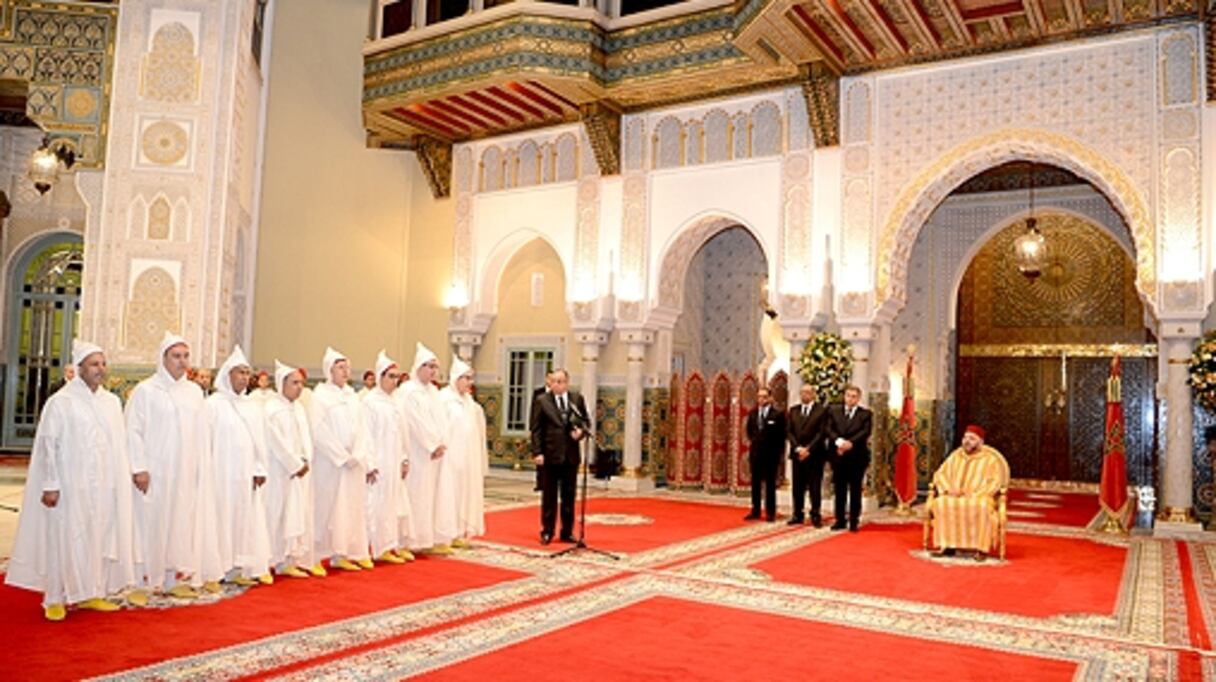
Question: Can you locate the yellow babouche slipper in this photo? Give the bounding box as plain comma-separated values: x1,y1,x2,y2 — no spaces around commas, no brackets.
451,538,471,549
355,558,374,570
126,590,149,607
202,581,223,594
308,563,328,577
278,566,309,579
44,604,66,621
377,551,405,564
427,544,454,556
395,549,416,562
230,576,257,587
332,558,361,572
257,573,275,585
78,598,120,612
167,584,199,599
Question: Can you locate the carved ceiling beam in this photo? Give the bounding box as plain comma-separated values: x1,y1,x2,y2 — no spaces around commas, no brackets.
990,16,1011,38
862,0,910,53
1106,0,1123,23
1062,0,1085,28
580,100,622,176
935,0,975,44
802,62,841,147
821,0,877,59
1022,0,1047,33
413,135,453,199
900,0,943,48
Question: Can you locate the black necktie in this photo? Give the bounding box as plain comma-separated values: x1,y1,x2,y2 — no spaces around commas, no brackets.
847,408,854,421
802,405,809,417
760,407,767,421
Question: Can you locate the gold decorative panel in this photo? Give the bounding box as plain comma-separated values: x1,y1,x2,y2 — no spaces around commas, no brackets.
958,213,1152,346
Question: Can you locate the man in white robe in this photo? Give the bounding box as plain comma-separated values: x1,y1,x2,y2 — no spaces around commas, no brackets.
263,361,323,578
207,346,274,586
363,351,414,563
125,332,222,599
440,358,487,546
310,347,372,571
396,343,456,554
7,340,141,620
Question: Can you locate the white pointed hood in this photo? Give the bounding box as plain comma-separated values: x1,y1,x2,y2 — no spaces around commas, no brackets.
71,338,104,367
156,331,189,383
450,357,473,382
215,345,251,397
375,350,397,380
274,359,299,395
322,346,346,382
411,342,437,376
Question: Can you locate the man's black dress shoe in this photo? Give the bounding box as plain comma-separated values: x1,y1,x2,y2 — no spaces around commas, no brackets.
786,516,805,526
540,532,553,545
766,515,777,522
743,513,761,521
810,516,823,528
848,525,859,533
830,523,847,531
559,535,575,543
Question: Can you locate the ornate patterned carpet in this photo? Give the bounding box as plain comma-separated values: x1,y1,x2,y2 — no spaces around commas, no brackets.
1,490,1213,681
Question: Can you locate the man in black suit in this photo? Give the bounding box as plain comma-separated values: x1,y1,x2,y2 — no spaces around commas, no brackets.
531,377,552,492
744,387,786,522
530,368,588,545
827,384,872,532
787,384,829,527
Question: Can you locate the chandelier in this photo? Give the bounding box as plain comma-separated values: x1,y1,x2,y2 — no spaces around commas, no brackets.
27,135,76,195
1013,161,1046,280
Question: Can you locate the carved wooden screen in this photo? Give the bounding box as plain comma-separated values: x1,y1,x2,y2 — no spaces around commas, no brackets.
768,370,789,487
667,373,683,488
707,371,732,491
734,371,760,492
681,372,706,488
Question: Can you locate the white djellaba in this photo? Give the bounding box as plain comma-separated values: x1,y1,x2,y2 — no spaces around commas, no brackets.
125,332,222,597
309,347,372,570
206,346,274,585
439,357,487,544
394,342,456,553
362,350,415,563
263,360,321,577
6,340,140,619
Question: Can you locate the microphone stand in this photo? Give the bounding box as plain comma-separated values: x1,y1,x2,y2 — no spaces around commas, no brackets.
551,410,619,561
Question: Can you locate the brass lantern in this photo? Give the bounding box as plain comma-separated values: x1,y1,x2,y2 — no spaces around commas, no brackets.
1014,162,1046,280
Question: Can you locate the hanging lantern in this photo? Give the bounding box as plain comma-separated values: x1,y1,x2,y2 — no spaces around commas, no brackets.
27,135,77,195
1014,216,1047,279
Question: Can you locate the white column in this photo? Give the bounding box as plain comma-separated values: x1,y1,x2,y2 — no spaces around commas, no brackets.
1158,335,1200,531
624,341,646,474
576,332,607,465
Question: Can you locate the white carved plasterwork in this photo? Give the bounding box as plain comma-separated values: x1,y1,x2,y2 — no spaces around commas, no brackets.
573,174,600,305
452,145,474,300
840,76,874,311
854,29,1209,315
1160,146,1201,281
620,171,648,306
780,151,812,306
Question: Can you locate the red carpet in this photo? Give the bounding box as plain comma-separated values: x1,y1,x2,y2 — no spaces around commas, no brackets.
0,556,525,681
482,497,753,554
416,596,1078,681
1005,488,1100,527
754,522,1125,618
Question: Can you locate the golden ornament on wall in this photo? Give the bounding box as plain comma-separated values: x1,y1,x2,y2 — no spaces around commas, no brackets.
65,89,98,119
140,121,189,166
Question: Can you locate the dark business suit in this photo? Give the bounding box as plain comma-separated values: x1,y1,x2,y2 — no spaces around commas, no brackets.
530,390,588,540
827,404,872,530
787,401,829,524
745,404,787,520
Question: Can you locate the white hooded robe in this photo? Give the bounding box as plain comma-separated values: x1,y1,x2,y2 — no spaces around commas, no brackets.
309,347,370,561
440,359,487,539
263,361,315,568
125,332,221,589
396,343,456,549
6,342,139,606
206,346,273,578
363,351,414,556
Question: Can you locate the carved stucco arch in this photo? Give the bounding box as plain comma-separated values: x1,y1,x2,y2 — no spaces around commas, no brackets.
476,228,569,318
876,129,1154,317
654,213,770,323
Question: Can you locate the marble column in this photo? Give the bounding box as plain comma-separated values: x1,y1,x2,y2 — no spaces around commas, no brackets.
575,331,608,465
624,341,646,475
1159,335,1198,526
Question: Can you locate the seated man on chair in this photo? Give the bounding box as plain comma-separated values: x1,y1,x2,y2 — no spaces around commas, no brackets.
927,424,1008,562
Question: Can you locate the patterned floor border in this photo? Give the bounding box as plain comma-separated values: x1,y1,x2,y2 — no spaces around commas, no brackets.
272,573,1184,682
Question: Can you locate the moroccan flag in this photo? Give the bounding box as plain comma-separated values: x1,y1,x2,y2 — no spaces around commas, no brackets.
894,353,918,506
1098,356,1132,532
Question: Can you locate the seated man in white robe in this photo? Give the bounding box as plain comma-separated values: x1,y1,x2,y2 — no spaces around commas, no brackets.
207,346,274,586
363,350,414,563
396,343,456,555
310,347,372,572
7,340,141,620
264,361,323,578
440,357,487,547
125,332,221,599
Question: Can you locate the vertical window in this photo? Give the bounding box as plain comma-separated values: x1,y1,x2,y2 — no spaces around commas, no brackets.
252,0,269,69
504,348,554,434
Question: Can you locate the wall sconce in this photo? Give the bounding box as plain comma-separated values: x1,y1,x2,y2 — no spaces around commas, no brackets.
28,135,76,195
444,282,469,309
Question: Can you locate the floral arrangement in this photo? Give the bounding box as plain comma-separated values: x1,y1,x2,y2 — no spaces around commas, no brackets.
797,332,854,403
1188,331,1216,414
